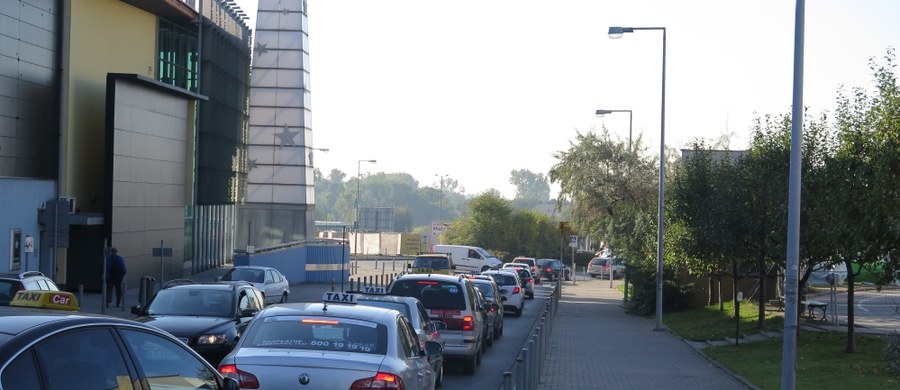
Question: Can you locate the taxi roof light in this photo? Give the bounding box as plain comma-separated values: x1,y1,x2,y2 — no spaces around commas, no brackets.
10,290,80,311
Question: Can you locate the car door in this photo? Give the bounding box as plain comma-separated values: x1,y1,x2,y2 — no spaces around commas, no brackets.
27,327,135,390
263,270,277,303
398,317,432,389
119,328,224,389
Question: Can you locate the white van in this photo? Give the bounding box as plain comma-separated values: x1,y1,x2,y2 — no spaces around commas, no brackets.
433,245,503,273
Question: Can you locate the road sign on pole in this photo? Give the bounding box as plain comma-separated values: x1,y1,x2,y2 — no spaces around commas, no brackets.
568,235,578,248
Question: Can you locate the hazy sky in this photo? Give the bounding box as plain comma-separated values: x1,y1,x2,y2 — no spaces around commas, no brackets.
234,0,900,199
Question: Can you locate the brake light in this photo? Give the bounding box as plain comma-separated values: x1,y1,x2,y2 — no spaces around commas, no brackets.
527,277,534,284
350,372,404,389
302,319,340,325
546,267,552,273
462,315,474,331
417,281,438,285
219,364,260,389
513,287,520,294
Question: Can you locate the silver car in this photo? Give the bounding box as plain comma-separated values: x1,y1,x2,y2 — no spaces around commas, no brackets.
218,298,441,389
220,265,291,305
356,294,448,387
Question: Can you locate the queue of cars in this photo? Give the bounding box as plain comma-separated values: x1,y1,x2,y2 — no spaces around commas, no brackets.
0,252,557,389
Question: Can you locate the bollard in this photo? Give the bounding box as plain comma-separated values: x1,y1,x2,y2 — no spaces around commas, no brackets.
529,337,537,389
392,258,396,271
382,261,386,275
374,259,378,269
503,372,513,390
516,355,525,390
535,326,542,380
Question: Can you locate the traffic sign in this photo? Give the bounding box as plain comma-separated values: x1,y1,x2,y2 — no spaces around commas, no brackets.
23,236,34,253
568,235,578,248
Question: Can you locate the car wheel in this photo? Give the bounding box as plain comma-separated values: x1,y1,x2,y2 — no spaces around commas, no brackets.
494,323,501,339
476,343,483,365
612,271,619,280
464,356,477,375
279,292,288,303
515,306,523,317
435,362,444,387
486,331,493,347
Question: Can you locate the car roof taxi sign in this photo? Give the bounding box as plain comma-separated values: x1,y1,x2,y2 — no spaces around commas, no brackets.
10,290,80,311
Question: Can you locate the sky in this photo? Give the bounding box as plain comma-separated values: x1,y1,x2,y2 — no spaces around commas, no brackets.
234,0,900,199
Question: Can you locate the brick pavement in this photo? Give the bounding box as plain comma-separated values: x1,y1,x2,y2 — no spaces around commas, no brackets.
539,277,753,390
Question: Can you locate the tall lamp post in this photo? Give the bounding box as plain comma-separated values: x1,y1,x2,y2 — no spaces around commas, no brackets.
355,159,377,257
435,174,448,221
609,25,666,331
595,109,633,151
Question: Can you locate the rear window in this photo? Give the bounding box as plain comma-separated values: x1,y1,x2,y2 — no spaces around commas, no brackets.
487,273,517,286
413,256,449,269
356,300,412,320
0,280,21,305
513,259,535,266
388,280,466,310
243,316,387,354
473,283,494,298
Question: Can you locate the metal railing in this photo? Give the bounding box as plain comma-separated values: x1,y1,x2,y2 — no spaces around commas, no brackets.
501,279,561,390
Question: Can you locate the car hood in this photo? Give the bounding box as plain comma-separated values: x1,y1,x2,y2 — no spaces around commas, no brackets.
137,315,235,336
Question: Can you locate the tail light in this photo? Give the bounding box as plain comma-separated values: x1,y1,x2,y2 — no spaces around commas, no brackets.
462,315,474,331
512,287,520,295
527,277,534,284
350,372,404,389
219,364,260,389
545,267,552,273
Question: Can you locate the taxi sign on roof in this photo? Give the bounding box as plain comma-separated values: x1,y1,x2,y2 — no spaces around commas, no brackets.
11,290,80,311
362,286,385,294
323,292,357,304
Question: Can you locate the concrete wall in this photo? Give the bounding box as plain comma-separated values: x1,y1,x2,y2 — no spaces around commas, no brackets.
234,243,347,284
0,178,55,272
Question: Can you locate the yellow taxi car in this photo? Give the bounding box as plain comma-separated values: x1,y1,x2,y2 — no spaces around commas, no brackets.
0,290,240,390
408,252,456,276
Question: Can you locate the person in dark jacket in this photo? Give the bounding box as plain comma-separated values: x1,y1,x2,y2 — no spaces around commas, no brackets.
106,247,127,307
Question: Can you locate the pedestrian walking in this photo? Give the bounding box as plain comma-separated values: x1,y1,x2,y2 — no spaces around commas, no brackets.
106,247,127,307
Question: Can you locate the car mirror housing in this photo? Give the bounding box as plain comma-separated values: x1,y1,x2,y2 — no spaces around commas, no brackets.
424,340,443,356
431,320,447,331
130,305,142,315
240,308,258,317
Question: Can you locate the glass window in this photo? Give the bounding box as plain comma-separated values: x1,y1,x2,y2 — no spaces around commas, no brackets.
388,280,466,310
243,316,387,354
34,328,131,390
1,350,41,389
120,329,218,389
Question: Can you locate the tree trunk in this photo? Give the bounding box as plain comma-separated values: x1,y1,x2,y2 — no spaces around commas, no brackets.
845,259,855,353
758,257,766,329
708,273,714,306
718,272,724,311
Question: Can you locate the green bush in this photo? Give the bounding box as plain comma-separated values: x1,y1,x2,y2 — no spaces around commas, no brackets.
624,263,694,316
884,332,900,379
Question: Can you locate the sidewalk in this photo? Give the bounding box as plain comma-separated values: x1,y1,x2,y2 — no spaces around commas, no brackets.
539,277,753,389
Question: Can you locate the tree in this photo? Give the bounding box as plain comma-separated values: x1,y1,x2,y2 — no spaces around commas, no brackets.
443,193,514,254
509,169,551,210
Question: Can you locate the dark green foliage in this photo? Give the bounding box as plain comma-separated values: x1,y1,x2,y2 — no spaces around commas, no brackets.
624,262,694,316
885,332,900,379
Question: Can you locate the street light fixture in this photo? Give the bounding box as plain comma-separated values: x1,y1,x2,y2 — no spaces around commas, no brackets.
355,159,377,257
608,25,666,331
435,174,449,221
595,109,633,151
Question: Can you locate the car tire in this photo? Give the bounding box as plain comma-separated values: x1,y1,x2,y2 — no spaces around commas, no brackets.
476,343,483,365
494,323,501,339
435,362,444,387
515,306,523,317
279,292,288,303
464,356,477,375
486,331,493,347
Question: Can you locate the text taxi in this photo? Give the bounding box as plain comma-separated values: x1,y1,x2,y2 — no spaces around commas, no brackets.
0,290,240,389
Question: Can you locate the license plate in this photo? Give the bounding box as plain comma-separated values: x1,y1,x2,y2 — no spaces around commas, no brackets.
430,309,461,316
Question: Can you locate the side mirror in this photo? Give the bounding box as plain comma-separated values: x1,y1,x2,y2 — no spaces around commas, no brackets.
451,265,457,270
491,302,500,311
431,320,447,331
240,308,258,317
223,377,241,390
130,305,143,315
424,341,443,356
500,296,508,302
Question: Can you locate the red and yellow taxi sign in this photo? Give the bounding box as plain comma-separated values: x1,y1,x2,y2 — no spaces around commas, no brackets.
10,290,80,311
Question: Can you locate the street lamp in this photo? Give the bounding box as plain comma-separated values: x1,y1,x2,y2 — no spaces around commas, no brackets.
355,159,377,257
435,174,448,221
595,109,633,151
608,25,666,331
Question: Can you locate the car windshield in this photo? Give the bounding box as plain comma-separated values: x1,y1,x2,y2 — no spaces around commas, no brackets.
389,280,466,310
222,268,265,283
147,289,234,317
243,316,388,355
515,269,530,278
413,256,449,269
356,299,412,320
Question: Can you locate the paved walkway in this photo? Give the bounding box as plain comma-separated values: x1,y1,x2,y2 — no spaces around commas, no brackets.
539,277,753,390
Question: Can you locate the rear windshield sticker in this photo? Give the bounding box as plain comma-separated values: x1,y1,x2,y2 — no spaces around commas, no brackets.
448,287,458,294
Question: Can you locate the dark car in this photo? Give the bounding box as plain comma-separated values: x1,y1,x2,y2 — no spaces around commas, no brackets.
0,290,240,390
468,276,504,341
536,258,571,281
132,281,265,366
0,271,60,306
